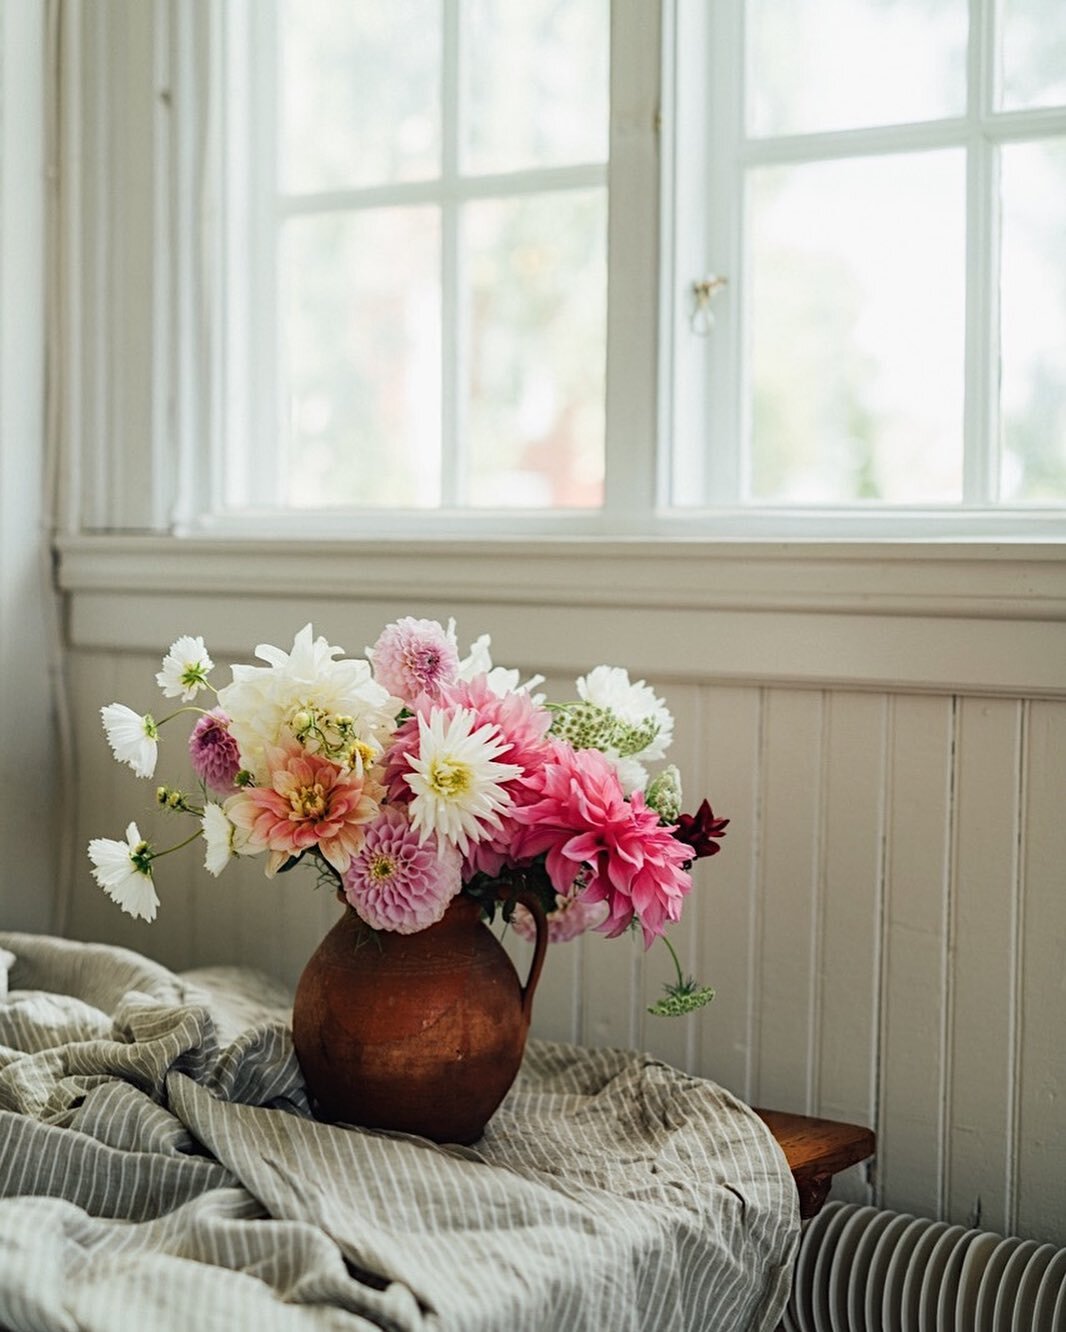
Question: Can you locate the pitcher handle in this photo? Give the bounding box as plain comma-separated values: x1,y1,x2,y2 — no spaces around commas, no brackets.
516,891,549,1023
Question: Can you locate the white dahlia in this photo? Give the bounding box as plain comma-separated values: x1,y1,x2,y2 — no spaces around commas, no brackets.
404,707,522,856
216,623,399,782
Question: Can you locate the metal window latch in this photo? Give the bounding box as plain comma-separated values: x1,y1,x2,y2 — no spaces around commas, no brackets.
690,274,728,336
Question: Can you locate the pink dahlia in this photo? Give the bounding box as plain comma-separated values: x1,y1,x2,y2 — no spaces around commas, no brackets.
225,742,382,876
342,807,462,933
188,710,242,795
379,694,432,805
381,675,552,876
368,617,460,704
443,675,552,876
512,743,693,948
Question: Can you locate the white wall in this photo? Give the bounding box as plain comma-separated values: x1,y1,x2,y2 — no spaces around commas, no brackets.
0,0,57,932
56,538,1066,1245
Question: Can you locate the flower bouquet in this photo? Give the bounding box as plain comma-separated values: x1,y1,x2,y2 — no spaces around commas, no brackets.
90,619,727,1018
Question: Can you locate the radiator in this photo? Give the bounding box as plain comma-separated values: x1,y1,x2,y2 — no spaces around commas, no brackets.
781,1201,1066,1332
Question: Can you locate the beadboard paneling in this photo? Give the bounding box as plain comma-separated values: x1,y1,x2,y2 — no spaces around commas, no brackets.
946,697,1022,1235
878,695,955,1220
1016,701,1066,1242
61,618,1066,1245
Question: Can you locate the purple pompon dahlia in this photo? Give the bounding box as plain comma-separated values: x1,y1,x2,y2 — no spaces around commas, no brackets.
188,710,242,795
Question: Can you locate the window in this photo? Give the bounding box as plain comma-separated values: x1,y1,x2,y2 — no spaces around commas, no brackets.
206,0,1066,538
664,0,1066,531
221,0,610,519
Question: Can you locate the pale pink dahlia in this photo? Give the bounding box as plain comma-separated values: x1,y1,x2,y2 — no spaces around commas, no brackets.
188,710,242,795
511,892,609,944
225,742,382,876
368,617,460,704
512,743,693,948
343,807,462,933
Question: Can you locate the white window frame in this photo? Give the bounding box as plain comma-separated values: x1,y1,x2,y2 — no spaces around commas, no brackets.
660,0,1066,539
53,0,1066,543
181,0,659,539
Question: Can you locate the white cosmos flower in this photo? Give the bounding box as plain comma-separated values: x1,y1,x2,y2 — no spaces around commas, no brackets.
216,623,400,783
156,634,213,701
485,666,546,701
201,802,236,876
457,632,493,680
101,704,159,778
404,707,522,856
88,822,160,922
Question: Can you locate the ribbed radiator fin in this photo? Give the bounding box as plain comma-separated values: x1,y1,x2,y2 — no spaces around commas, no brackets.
782,1201,1066,1332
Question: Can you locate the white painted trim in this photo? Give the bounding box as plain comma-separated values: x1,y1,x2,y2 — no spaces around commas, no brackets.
183,500,1066,541
54,534,1066,619
441,0,462,507
54,535,1066,699
603,0,661,523
1,0,59,931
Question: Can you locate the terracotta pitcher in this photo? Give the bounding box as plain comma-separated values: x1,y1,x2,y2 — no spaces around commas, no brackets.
292,892,548,1144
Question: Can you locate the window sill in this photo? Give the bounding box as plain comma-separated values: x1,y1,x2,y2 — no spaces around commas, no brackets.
55,531,1066,621
54,533,1066,697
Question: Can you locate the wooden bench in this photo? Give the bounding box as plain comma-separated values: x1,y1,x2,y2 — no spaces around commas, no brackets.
754,1108,876,1219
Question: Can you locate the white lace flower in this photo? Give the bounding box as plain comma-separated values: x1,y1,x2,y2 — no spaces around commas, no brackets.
201,802,236,877
156,635,213,701
404,707,522,856
216,623,400,782
576,665,674,761
101,704,159,778
88,822,159,922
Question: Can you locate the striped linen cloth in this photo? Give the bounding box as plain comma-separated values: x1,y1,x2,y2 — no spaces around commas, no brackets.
0,931,798,1331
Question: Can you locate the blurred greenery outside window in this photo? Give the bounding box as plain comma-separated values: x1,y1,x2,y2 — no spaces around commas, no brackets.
219,0,1066,533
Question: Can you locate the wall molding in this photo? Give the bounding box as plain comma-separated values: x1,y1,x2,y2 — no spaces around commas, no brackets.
56,535,1066,697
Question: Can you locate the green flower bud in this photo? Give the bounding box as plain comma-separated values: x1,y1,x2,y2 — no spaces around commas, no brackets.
645,765,683,822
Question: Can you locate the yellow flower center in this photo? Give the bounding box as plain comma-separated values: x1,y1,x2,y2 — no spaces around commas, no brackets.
367,853,397,882
427,757,473,800
290,782,328,820
349,739,376,769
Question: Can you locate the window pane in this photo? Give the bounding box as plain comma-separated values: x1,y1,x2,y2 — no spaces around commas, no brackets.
461,0,608,175
280,1,440,193
747,0,968,137
1000,0,1066,110
464,190,606,508
748,151,966,503
1000,140,1066,502
280,208,441,508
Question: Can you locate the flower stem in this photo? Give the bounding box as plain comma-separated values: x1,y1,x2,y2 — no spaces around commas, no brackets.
152,830,203,860
156,705,213,727
660,931,685,990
